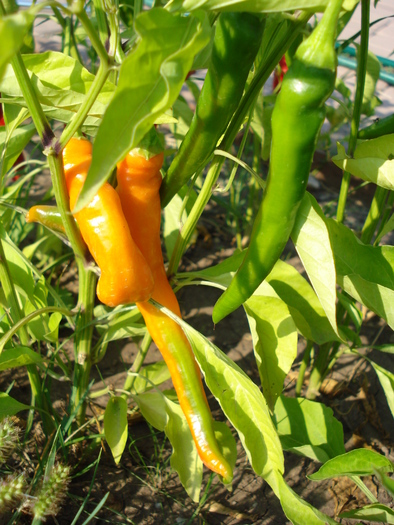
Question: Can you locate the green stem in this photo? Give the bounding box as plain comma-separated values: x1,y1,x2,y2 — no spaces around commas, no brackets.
58,61,111,150
72,264,97,426
0,238,54,432
92,0,109,49
167,12,309,275
361,186,388,244
306,342,331,400
337,0,370,223
374,191,394,245
122,331,152,397
47,154,87,263
350,475,378,503
74,7,109,65
295,340,313,397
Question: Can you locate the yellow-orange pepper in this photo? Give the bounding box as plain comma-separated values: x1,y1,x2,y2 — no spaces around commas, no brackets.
117,150,233,483
62,138,154,307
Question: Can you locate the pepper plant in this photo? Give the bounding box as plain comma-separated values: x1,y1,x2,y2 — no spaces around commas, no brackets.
0,0,394,523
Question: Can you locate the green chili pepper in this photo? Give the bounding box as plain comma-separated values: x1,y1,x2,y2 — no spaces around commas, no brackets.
358,113,394,140
26,205,66,234
160,12,264,208
212,0,343,324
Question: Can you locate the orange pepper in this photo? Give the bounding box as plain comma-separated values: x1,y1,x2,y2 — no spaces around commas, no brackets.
117,150,233,483
62,138,154,307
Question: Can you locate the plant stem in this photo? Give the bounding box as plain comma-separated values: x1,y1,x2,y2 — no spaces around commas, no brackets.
0,237,54,432
374,191,394,245
295,340,313,397
361,186,388,244
47,154,88,263
350,475,378,503
336,0,370,223
72,264,97,426
306,342,331,400
122,331,152,397
167,12,309,275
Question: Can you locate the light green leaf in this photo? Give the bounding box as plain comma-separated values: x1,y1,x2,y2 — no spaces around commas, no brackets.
374,468,394,498
333,137,394,190
273,396,345,463
369,359,394,418
273,471,339,524
0,10,34,81
0,123,35,175
164,396,203,502
104,396,128,465
0,51,115,119
308,449,393,480
340,503,394,523
291,193,340,339
76,9,211,212
134,391,167,432
359,49,381,116
375,212,394,244
213,420,237,475
168,0,357,14
326,216,394,329
164,185,197,260
131,361,171,394
265,260,339,344
134,390,203,501
0,392,30,417
95,306,146,343
166,310,284,482
183,254,338,344
245,294,297,410
0,346,43,371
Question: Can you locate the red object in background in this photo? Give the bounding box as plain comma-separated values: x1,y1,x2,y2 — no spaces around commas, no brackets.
0,98,25,178
273,56,288,90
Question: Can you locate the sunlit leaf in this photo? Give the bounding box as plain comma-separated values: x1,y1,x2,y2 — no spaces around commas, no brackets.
104,396,128,465
0,392,30,417
0,10,34,81
0,346,43,371
76,9,210,212
340,503,394,523
273,396,345,462
308,449,393,480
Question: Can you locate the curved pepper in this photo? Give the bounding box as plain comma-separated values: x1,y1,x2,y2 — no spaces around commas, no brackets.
62,137,154,307
160,12,264,208
26,205,66,234
117,149,233,483
212,0,343,324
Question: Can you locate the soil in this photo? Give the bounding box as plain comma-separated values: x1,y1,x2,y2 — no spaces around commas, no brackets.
1,152,394,525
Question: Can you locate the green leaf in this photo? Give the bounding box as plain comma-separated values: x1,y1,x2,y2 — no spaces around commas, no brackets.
375,212,394,244
0,392,30,417
0,124,35,175
333,137,394,190
308,449,393,480
168,0,357,14
0,10,34,81
134,391,167,432
184,254,338,344
273,471,339,524
76,9,211,212
273,396,345,463
164,185,197,260
244,294,297,411
213,421,237,475
374,468,394,498
0,346,43,371
168,311,284,482
131,361,171,394
164,396,203,502
359,49,381,116
339,503,394,523
95,306,146,343
326,215,394,329
369,359,394,418
291,193,340,339
104,396,128,465
134,390,203,502
0,51,115,128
